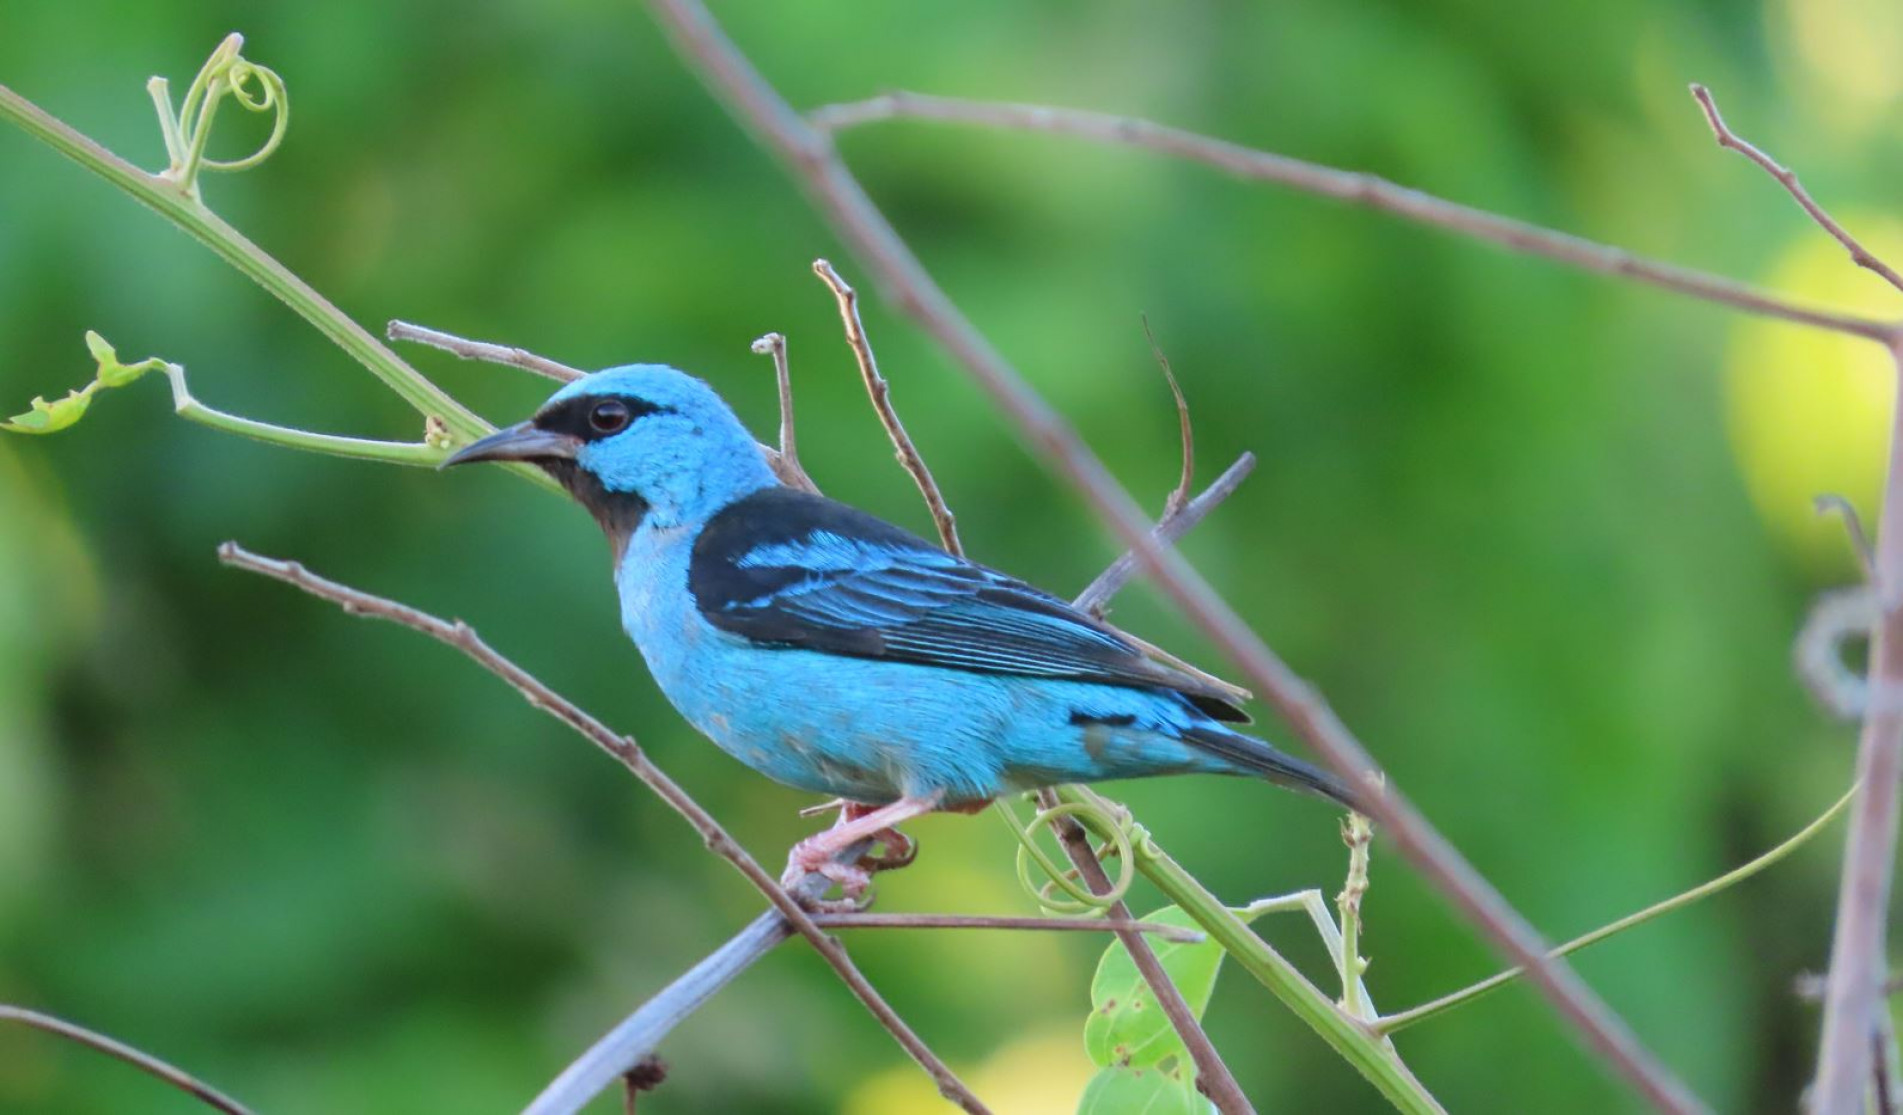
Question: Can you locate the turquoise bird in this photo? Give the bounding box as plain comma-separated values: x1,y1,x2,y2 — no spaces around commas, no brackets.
446,365,1357,899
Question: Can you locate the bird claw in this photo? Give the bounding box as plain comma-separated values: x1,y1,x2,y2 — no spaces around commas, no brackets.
782,841,875,911
857,826,917,871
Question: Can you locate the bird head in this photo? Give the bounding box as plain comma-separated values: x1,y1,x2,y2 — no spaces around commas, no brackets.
442,364,777,542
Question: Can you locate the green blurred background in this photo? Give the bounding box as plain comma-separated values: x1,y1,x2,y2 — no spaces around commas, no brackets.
2,0,1899,1110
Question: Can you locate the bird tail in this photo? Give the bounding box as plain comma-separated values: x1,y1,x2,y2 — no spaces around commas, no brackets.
1185,723,1367,813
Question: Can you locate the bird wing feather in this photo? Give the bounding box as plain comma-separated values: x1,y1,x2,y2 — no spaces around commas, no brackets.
688,487,1248,721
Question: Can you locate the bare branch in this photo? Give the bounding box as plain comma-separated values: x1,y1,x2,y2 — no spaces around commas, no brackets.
1031,788,1253,1113
1812,342,1903,1115
215,543,988,1115
1075,452,1256,619
0,1005,255,1115
812,912,1205,941
1690,86,1903,297
812,259,964,555
387,319,584,383
750,332,819,492
642,5,1702,1110
809,90,1901,347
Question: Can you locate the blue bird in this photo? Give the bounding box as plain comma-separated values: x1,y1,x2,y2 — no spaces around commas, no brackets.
445,365,1360,897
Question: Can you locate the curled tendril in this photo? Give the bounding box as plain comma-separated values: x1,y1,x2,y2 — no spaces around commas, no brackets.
148,32,290,200
998,796,1137,915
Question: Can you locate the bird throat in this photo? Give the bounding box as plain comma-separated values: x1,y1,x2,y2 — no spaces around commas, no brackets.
540,460,650,561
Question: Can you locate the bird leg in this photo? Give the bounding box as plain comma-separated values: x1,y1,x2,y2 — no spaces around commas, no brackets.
782,793,942,908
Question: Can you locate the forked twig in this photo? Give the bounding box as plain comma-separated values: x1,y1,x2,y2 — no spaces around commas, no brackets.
0,1005,255,1115
387,319,585,383
1689,86,1903,297
808,90,1902,346
1074,453,1256,619
813,259,963,555
215,543,988,1115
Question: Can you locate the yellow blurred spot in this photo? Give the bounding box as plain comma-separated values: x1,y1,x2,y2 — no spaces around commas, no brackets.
842,1027,1094,1115
1724,218,1903,571
1776,0,1903,116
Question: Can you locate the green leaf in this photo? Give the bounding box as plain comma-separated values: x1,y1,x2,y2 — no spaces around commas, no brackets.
3,391,93,434
1084,904,1267,1071
1077,1065,1210,1115
3,333,168,436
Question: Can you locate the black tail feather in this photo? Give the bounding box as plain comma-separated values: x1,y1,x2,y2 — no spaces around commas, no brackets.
1185,724,1368,813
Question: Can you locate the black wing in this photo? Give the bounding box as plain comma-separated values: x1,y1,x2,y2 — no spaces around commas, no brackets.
688,487,1247,721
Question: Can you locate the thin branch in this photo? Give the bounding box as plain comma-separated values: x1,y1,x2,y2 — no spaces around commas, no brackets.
1074,451,1256,619
215,544,988,1115
1689,85,1903,297
0,1005,255,1115
750,331,819,492
640,7,1702,1109
387,319,584,383
1816,342,1903,1115
808,90,1902,347
812,259,963,555
1032,786,1256,1114
811,912,1205,941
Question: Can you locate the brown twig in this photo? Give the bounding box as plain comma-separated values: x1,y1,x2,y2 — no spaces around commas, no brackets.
1033,786,1253,1113
1075,452,1256,621
215,543,989,1115
750,332,820,492
809,90,1901,348
0,1005,255,1115
387,319,585,383
642,5,1701,1110
812,258,963,555
811,912,1205,941
1143,316,1194,517
1690,85,1903,297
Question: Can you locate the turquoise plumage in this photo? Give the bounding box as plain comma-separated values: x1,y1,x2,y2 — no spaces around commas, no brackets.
446,365,1355,895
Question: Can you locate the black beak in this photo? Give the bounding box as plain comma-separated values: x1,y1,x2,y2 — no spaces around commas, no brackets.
440,421,580,469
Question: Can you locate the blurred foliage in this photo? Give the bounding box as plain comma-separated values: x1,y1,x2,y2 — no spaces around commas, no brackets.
0,0,1897,1111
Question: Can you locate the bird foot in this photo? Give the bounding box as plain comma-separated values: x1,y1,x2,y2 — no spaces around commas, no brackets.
781,794,943,910
781,838,876,911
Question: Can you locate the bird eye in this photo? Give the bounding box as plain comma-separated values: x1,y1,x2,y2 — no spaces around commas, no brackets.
589,399,632,434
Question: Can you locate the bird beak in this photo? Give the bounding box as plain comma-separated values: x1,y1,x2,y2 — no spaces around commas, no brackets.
440,421,580,469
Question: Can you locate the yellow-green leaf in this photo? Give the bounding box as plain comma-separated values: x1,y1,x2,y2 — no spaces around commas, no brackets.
3,391,93,435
